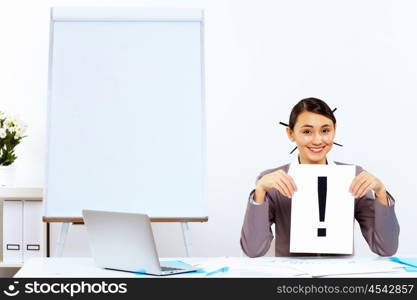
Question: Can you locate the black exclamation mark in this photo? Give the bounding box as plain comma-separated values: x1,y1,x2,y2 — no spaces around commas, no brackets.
317,176,327,237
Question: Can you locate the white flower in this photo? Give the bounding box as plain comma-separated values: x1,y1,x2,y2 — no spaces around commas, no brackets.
0,112,27,140
14,126,27,138
3,117,14,128
0,128,6,139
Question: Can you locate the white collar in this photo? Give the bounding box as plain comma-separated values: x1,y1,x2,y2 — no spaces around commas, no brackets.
290,153,335,166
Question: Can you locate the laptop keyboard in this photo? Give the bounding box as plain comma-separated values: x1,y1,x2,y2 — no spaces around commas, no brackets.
161,266,182,272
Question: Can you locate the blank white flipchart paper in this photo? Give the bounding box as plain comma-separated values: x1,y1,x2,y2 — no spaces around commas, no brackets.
288,164,355,254
45,8,206,218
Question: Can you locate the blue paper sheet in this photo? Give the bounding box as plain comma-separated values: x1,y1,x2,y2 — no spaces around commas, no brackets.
161,261,232,276
389,257,417,272
205,266,230,276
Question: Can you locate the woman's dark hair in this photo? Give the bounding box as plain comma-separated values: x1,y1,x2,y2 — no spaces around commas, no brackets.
288,97,336,130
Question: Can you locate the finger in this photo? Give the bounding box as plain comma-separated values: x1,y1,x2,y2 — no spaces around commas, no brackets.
351,177,364,196
285,174,298,192
349,171,367,191
273,182,288,198
350,172,368,194
353,179,369,198
358,182,373,198
275,179,291,198
351,179,365,197
349,171,366,192
277,178,292,197
279,176,295,196
273,172,293,196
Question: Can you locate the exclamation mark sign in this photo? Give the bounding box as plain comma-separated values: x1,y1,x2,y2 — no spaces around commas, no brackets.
317,176,327,237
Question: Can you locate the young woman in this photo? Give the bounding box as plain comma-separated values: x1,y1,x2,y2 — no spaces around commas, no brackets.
240,98,399,257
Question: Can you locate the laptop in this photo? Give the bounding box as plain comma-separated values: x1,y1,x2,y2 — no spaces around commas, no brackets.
82,209,198,276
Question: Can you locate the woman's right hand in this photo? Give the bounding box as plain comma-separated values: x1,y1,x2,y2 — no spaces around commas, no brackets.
254,170,297,203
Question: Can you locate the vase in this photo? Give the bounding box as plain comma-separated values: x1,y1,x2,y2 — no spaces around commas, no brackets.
0,165,16,187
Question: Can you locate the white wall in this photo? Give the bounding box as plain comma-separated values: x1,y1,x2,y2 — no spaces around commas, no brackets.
1,0,416,258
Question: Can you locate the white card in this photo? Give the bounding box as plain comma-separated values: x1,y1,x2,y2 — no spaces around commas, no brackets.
288,164,355,254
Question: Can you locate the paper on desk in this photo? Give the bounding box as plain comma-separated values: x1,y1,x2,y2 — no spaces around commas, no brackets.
277,258,402,277
288,164,355,254
235,264,307,277
186,258,229,276
190,257,306,277
389,257,417,273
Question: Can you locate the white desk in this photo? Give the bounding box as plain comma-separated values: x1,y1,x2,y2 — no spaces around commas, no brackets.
14,257,417,278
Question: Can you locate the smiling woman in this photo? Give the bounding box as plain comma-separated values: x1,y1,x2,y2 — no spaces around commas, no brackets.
240,97,400,257
286,99,336,165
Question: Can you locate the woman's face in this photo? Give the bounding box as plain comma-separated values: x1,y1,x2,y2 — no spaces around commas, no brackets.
286,111,336,164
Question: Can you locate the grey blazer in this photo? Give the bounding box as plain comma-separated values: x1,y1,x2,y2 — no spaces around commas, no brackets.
240,162,400,257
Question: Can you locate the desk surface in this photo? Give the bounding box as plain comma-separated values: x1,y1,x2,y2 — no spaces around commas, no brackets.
14,256,417,278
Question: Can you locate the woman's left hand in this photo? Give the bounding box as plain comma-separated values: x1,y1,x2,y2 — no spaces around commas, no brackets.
349,171,388,205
